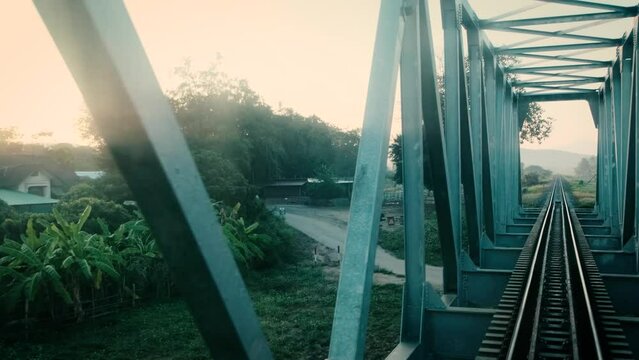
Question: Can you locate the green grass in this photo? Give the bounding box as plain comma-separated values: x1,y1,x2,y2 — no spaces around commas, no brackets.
377,212,442,266
0,230,402,360
564,177,596,208
521,181,551,208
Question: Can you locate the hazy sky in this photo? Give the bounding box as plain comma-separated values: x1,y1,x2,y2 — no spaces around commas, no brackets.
1,1,635,155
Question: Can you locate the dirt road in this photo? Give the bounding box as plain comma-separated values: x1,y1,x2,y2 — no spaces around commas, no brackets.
281,205,443,290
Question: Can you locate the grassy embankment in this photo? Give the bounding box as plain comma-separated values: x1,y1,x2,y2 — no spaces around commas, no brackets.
521,180,552,208
1,229,401,360
564,177,596,208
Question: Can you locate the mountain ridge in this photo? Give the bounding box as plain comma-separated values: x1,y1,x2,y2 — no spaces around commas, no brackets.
520,148,594,175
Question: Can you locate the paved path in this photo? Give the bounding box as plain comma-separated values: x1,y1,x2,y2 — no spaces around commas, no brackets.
282,206,443,290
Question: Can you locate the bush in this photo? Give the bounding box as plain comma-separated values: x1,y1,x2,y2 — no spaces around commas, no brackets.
306,179,344,200
523,172,540,186
54,197,134,234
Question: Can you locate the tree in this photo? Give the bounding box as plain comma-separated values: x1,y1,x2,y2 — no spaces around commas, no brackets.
523,165,552,179
497,56,554,144
575,156,596,181
520,102,553,144
389,134,433,189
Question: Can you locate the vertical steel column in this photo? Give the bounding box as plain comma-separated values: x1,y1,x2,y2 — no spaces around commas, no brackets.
457,37,481,269
494,69,506,232
328,0,405,357
33,2,273,358
467,26,485,263
420,0,458,294
399,0,425,348
482,49,497,241
635,19,639,252
605,77,621,233
613,62,624,227
441,0,463,285
621,35,636,244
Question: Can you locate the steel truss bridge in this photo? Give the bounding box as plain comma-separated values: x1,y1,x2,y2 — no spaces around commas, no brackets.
31,0,639,359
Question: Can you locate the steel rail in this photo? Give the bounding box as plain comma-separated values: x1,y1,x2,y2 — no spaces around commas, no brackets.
505,181,557,359
560,180,605,359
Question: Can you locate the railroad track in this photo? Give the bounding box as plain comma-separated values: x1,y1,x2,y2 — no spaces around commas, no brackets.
477,179,634,359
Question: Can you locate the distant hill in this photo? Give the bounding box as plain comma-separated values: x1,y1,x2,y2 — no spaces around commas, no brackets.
521,149,594,175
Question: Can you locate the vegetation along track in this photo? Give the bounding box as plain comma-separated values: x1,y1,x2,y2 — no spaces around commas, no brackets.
476,179,634,359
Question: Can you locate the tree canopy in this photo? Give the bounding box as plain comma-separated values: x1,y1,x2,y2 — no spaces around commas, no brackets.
77,62,360,204
575,156,596,181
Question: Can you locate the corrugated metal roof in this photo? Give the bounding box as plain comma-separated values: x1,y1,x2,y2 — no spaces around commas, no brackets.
0,189,58,206
267,180,307,187
75,171,105,179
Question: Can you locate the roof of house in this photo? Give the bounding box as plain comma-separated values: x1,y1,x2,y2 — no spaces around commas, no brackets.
75,171,105,180
0,154,79,188
0,189,58,206
266,180,308,187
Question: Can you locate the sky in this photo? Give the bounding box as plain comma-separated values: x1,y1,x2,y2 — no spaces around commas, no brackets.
1,1,636,155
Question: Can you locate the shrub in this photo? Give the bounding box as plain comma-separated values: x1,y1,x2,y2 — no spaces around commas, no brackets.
54,197,133,234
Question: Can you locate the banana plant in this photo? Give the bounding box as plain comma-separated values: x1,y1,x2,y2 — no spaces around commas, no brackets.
214,202,274,268
45,206,120,321
0,219,71,323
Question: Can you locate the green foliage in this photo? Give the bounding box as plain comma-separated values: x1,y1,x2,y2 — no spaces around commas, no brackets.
496,56,554,144
305,169,345,201
192,150,252,203
522,164,552,187
0,208,121,322
64,173,133,204
170,62,359,184
522,172,541,186
389,134,433,189
1,229,401,360
377,215,442,266
575,156,596,181
215,202,277,268
520,102,553,144
55,197,134,234
523,164,552,179
565,177,596,208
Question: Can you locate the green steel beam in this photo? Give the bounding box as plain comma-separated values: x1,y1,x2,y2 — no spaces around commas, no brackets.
620,34,635,245
398,0,425,348
32,1,272,358
513,78,604,87
507,63,609,73
480,10,636,29
467,25,484,264
519,84,596,91
494,26,621,45
328,0,404,358
440,0,463,293
512,53,611,66
482,48,497,241
521,71,607,81
496,41,616,55
422,0,458,294
536,0,631,12
520,91,597,102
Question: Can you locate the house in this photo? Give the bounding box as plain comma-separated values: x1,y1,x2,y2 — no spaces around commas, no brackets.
262,179,308,199
0,155,79,212
262,177,354,203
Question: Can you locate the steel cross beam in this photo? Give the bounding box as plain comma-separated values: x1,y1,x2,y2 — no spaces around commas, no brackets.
480,9,637,29
32,1,272,359
496,41,617,55
494,26,621,45
507,63,610,73
513,53,612,66
536,0,630,12
513,78,604,87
